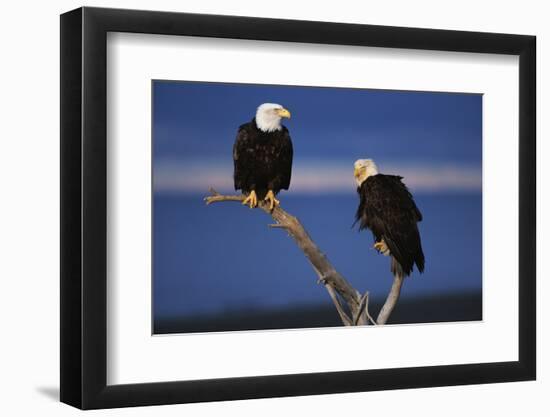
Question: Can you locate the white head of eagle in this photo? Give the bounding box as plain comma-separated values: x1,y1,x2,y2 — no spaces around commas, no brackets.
354,158,379,186
255,103,291,132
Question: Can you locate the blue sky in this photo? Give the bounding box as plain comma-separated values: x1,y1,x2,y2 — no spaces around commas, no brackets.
153,81,482,194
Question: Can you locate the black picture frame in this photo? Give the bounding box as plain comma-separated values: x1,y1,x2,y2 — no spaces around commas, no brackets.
60,6,536,410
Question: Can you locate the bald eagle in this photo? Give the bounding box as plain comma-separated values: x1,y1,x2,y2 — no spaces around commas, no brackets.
354,159,425,278
233,103,293,209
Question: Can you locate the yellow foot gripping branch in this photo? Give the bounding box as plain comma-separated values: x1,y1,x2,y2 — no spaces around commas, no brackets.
242,190,258,208
264,190,280,211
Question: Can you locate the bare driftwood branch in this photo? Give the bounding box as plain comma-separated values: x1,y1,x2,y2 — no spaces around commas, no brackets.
376,274,404,325
205,188,403,326
325,284,353,326
354,291,377,326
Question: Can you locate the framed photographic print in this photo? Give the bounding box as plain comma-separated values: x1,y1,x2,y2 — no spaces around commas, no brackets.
60,6,536,409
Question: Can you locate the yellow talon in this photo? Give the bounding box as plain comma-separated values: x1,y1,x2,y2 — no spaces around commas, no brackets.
374,240,390,256
242,190,258,208
264,190,280,210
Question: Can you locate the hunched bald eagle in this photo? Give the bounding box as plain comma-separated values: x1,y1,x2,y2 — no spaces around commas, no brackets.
354,159,425,278
233,103,293,210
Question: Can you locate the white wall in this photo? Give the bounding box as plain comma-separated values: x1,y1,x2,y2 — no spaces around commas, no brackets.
0,0,545,415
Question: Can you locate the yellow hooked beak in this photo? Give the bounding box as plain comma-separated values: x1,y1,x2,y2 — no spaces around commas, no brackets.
354,167,361,178
276,108,291,119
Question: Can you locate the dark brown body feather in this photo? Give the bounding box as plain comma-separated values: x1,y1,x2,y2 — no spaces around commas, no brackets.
356,174,425,277
233,118,293,199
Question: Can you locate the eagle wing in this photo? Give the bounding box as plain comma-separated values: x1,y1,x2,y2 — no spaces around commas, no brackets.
233,125,250,191
276,129,293,190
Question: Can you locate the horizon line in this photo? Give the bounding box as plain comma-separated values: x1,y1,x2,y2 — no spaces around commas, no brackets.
153,159,482,194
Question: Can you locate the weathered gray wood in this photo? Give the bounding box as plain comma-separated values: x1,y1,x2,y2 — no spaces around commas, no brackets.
376,274,404,325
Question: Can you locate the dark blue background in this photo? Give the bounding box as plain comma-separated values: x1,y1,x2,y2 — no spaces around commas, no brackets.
154,81,481,163
152,81,482,333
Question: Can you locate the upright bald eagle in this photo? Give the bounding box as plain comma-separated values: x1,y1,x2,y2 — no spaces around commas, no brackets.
233,103,293,210
354,159,425,278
